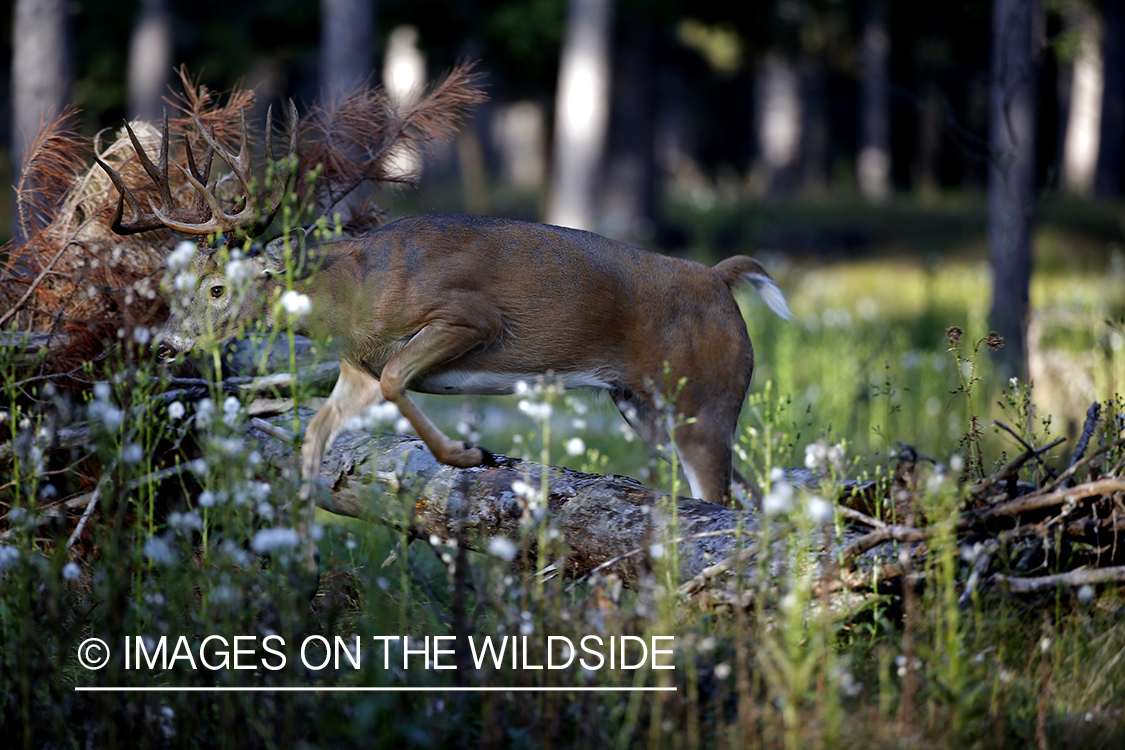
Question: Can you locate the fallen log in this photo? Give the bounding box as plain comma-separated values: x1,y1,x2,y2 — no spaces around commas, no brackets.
249,410,791,586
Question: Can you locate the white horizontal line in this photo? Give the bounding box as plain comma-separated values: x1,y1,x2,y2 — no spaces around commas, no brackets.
75,686,676,693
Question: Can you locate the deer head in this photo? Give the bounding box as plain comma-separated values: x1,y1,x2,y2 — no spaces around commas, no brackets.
94,103,301,360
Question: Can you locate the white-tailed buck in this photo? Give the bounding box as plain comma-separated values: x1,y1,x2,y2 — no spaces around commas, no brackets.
96,106,791,510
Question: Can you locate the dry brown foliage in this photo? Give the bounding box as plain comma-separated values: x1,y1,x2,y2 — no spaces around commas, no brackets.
0,62,486,386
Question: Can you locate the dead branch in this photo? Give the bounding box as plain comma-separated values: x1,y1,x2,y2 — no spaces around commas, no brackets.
970,477,1125,523
1064,402,1102,488
994,421,1058,481
972,436,1066,496
992,565,1125,593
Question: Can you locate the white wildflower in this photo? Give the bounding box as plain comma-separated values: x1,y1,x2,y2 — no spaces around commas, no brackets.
222,396,241,427
839,669,863,696
167,241,197,272
168,401,185,420
1077,585,1095,605
805,441,829,472
518,399,552,421
195,398,215,428
488,536,518,562
144,535,176,565
280,290,312,320
713,663,732,680
173,271,197,294
225,258,255,286
132,326,152,346
511,480,536,499
122,443,144,464
0,545,20,571
806,495,834,524
762,482,793,516
168,511,203,532
62,562,81,581
251,527,301,554
565,437,586,456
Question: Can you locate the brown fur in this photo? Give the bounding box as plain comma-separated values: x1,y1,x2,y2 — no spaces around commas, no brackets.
163,214,791,506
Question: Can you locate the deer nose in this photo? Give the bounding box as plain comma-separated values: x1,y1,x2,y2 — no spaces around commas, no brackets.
156,343,177,360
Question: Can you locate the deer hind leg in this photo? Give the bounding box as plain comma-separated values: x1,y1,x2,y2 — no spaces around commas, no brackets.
380,324,497,469
300,360,385,503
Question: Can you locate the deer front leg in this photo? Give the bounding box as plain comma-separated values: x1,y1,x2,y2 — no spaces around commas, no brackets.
299,360,385,504
379,324,497,468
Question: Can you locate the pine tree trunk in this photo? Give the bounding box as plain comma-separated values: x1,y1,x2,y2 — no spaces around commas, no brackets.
988,0,1040,379
11,0,71,243
127,0,173,122
320,0,376,101
1094,0,1125,195
857,0,892,200
547,0,613,231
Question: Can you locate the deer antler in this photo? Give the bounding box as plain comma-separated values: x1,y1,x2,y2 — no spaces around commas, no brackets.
94,101,299,238
93,109,214,234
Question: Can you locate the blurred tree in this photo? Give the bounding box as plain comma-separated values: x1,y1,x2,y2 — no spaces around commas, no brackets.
127,0,172,121
602,8,660,243
752,51,803,194
988,0,1040,378
857,0,891,200
1094,0,1124,195
1060,0,1102,196
548,0,613,230
321,0,376,100
11,0,72,243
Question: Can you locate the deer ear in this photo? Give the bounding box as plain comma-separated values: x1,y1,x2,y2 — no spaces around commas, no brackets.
262,227,309,276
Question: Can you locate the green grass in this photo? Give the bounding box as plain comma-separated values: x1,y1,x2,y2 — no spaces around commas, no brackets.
2,195,1124,748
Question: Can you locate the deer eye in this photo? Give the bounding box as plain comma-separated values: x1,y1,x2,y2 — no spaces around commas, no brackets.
210,285,224,299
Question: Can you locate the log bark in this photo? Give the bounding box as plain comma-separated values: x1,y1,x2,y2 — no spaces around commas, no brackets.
249,410,791,586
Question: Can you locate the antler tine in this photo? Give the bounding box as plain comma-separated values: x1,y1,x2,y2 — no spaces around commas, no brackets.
256,100,301,228
91,150,167,234
189,107,253,198
122,110,176,208
155,162,251,234
264,100,300,164
96,101,300,237
91,111,180,234
182,127,215,220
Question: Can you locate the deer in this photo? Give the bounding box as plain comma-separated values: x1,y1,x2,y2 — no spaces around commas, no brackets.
95,104,792,524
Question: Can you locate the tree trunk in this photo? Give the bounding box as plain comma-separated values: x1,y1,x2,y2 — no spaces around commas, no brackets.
320,0,376,101
547,0,613,231
127,0,173,123
11,0,72,244
752,53,802,195
603,25,658,244
1094,0,1125,196
1060,2,1102,196
988,0,1040,380
857,0,892,200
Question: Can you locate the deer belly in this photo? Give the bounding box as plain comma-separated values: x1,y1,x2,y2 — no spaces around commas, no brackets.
413,369,612,396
